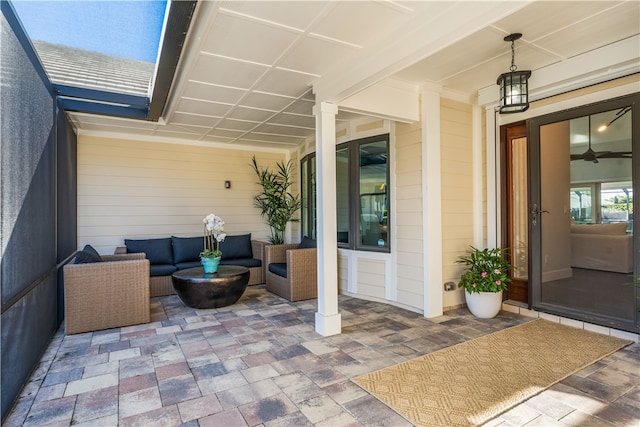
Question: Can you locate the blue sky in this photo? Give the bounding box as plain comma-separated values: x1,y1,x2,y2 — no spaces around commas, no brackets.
12,0,167,63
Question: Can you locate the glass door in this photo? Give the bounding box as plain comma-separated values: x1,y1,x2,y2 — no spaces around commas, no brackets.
529,94,639,333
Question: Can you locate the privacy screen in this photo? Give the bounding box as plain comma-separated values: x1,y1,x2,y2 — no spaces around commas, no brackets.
1,6,76,420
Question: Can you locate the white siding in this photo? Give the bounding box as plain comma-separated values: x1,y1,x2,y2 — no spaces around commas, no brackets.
77,135,291,254
338,253,349,293
394,120,424,310
441,98,474,309
356,258,386,299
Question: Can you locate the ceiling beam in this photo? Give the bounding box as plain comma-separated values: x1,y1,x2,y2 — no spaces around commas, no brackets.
148,0,198,121
54,84,149,108
340,78,420,123
57,97,148,120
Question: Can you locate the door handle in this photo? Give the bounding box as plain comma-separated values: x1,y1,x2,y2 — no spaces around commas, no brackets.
531,204,549,226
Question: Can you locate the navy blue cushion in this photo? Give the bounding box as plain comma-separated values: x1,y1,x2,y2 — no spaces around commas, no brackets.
172,236,202,264
220,258,261,268
219,234,252,260
176,261,201,270
149,264,177,277
298,236,317,249
125,238,173,265
269,262,287,277
74,244,102,264
268,263,287,278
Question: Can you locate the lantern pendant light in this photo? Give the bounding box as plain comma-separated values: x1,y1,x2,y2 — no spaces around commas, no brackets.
497,33,531,114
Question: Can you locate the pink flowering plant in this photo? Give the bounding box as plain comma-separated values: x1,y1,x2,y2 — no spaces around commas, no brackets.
456,246,513,294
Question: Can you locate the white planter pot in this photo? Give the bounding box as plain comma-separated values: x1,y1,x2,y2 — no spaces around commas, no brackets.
465,290,503,318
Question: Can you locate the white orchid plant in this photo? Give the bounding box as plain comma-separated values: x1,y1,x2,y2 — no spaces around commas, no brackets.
200,213,226,258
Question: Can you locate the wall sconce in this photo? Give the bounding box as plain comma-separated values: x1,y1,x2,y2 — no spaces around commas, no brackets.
224,180,231,189
497,33,531,114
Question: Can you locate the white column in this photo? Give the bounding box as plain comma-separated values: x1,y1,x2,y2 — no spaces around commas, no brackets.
313,101,342,336
421,84,443,318
485,106,498,248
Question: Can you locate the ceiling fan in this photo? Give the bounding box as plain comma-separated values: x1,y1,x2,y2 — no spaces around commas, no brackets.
570,114,632,163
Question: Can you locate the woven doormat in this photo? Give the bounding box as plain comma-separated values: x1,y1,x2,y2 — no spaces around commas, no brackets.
353,319,631,427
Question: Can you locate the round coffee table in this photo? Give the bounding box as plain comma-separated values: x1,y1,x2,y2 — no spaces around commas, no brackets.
171,266,250,309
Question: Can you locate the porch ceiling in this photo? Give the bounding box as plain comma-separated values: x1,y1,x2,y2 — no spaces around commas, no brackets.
67,0,640,150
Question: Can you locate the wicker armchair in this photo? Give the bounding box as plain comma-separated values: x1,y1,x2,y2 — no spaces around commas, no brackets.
264,243,317,301
63,253,150,334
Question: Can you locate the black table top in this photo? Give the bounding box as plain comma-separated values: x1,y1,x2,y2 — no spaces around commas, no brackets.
172,266,249,280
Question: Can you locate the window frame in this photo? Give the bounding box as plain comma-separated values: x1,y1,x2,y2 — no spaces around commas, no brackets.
301,133,390,253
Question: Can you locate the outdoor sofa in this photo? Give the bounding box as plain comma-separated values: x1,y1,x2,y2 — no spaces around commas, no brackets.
116,234,265,297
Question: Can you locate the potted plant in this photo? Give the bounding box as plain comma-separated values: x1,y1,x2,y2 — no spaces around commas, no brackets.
251,156,302,245
456,246,513,318
200,213,226,273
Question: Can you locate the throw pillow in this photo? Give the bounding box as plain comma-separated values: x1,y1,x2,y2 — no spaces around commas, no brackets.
74,244,102,264
172,236,203,263
220,234,252,260
125,238,173,265
298,236,317,249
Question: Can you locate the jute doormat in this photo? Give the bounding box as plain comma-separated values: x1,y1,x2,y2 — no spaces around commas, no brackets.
353,319,632,427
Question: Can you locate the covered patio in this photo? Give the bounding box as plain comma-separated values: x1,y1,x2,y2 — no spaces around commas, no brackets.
2,0,639,423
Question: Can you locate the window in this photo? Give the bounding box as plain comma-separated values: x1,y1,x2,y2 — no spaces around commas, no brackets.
357,138,389,250
570,181,632,228
570,186,594,223
300,158,317,240
336,147,349,244
601,182,633,226
301,134,390,252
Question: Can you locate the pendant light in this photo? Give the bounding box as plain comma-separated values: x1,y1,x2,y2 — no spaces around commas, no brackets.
497,33,531,114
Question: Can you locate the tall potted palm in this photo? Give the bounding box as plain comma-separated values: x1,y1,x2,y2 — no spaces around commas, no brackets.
456,246,513,318
251,156,302,245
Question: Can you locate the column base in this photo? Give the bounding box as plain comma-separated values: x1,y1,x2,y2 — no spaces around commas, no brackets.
315,312,342,336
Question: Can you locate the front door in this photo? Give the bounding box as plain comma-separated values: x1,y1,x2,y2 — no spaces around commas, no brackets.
527,94,639,333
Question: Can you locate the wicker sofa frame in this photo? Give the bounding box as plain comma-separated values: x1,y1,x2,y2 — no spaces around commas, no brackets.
264,243,317,301
63,253,150,334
